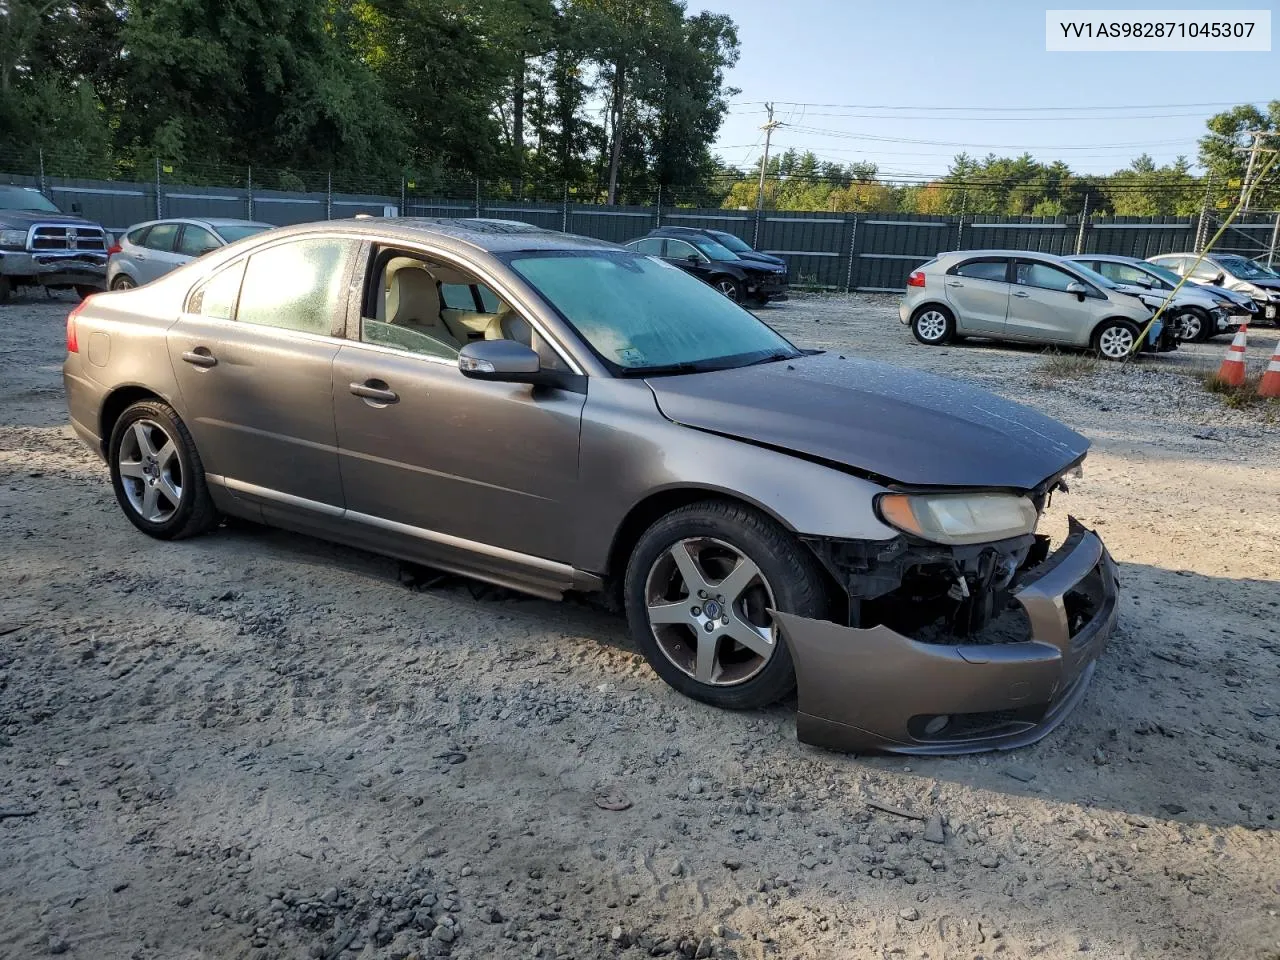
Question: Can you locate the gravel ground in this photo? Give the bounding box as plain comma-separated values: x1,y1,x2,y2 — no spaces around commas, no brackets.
1,291,1278,960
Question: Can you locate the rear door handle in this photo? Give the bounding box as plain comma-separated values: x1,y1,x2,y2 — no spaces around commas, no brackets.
946,281,963,287
1012,291,1031,298
350,381,399,404
182,348,217,368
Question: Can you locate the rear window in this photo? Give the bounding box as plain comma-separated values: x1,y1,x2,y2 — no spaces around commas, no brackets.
143,223,179,252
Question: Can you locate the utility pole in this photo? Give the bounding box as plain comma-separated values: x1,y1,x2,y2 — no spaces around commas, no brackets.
1235,130,1278,212
754,103,781,248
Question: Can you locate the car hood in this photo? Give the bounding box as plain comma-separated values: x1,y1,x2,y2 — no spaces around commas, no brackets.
646,353,1088,490
1194,282,1254,306
735,251,786,269
0,209,102,229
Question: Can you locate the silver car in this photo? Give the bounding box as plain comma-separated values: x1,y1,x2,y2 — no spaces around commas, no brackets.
1065,254,1242,342
63,218,1118,755
107,217,272,289
900,249,1168,360
1147,252,1280,325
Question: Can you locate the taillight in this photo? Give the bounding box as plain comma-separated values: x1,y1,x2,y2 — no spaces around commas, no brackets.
107,242,122,257
66,299,90,353
907,271,926,288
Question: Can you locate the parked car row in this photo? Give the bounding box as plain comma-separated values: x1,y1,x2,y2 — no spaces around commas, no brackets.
624,226,789,305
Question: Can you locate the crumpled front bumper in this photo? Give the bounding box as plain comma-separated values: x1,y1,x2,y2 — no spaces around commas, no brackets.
0,250,107,287
775,518,1119,755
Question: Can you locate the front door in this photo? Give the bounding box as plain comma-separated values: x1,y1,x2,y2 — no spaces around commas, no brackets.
165,236,357,514
943,256,1011,334
332,248,586,571
1004,259,1102,346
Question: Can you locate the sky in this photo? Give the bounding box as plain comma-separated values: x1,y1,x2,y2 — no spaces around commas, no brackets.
692,0,1278,180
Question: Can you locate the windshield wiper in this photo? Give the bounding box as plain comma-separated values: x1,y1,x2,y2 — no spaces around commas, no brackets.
739,350,797,368
624,361,706,378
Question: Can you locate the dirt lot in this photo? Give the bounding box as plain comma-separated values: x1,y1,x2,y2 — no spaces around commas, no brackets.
2,291,1278,960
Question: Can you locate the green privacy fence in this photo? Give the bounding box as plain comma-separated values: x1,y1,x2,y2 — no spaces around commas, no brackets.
3,165,1275,292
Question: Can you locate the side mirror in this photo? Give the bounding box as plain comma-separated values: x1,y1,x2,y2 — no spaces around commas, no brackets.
1135,277,1153,289
71,202,83,214
1066,281,1089,299
687,253,700,263
458,339,542,383
1213,272,1225,285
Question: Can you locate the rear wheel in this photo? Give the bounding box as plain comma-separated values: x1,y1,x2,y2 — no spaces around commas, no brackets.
0,277,10,304
110,274,136,291
910,305,955,345
624,500,829,710
108,400,218,540
74,285,99,300
1094,319,1139,361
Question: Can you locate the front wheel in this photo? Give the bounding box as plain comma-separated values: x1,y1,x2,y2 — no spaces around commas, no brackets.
1170,308,1209,342
714,276,743,302
108,399,218,540
623,500,829,710
1094,319,1140,361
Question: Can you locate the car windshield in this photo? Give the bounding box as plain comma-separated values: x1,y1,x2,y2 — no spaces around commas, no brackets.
689,238,739,262
0,186,60,213
710,232,753,254
1217,254,1274,280
1142,262,1183,286
1068,262,1118,290
506,251,800,375
215,223,271,243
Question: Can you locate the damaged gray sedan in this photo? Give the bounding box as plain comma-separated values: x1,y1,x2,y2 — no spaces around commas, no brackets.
63,218,1117,754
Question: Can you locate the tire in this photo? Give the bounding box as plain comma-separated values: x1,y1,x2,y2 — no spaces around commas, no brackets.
713,276,743,302
1093,318,1140,361
108,399,218,540
748,292,770,307
1170,307,1209,343
75,285,99,300
623,499,829,710
0,276,11,304
910,304,955,345
110,274,136,291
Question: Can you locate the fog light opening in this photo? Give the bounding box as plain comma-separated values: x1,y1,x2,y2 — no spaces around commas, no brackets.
923,715,951,737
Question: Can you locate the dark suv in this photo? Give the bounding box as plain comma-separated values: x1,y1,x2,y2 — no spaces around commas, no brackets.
626,230,788,304
0,185,109,302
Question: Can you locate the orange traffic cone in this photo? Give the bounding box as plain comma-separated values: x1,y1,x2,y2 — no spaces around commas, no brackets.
1215,324,1248,387
1259,338,1280,398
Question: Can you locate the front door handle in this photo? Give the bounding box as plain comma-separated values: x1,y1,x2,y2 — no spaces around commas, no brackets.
1012,291,1031,298
350,380,399,404
182,348,217,368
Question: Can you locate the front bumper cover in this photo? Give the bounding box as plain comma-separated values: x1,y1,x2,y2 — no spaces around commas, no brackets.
0,250,107,288
775,518,1118,755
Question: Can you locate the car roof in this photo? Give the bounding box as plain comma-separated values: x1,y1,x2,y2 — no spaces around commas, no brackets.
933,249,1074,261
257,216,621,254
1066,254,1143,264
126,217,272,231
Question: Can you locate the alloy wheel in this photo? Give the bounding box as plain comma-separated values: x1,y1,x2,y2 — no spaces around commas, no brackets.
644,537,778,687
717,279,739,300
112,275,136,291
915,310,949,342
1098,325,1135,359
117,419,183,523
1172,311,1202,341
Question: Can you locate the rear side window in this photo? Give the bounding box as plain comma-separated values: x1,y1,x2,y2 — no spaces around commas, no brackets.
144,223,179,252
236,238,354,335
126,226,151,246
187,260,246,320
952,258,1007,281
440,283,478,311
633,238,665,256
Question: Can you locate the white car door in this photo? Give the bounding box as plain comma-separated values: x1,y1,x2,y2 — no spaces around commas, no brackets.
134,222,185,283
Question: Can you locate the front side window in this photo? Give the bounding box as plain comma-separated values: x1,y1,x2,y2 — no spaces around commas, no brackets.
1015,261,1079,292
144,223,179,252
187,260,246,320
1150,255,1188,275
178,225,220,257
236,237,353,335
953,259,1008,281
665,239,703,261
507,251,799,374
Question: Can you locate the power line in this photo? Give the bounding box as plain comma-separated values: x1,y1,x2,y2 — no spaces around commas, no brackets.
784,124,1199,151
727,98,1272,112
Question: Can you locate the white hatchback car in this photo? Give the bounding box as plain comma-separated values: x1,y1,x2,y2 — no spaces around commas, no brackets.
107,218,273,289
899,250,1173,360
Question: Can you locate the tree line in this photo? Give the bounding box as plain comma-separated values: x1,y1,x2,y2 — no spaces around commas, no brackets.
0,0,739,201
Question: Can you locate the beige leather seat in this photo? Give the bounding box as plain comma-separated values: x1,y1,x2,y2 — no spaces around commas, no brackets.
387,269,460,348
484,307,533,346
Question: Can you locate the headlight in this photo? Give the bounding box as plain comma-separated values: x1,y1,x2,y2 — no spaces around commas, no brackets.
0,229,27,249
876,493,1039,546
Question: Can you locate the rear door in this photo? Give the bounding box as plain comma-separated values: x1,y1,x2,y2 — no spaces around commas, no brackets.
942,256,1011,334
135,222,184,283
166,235,358,519
1005,259,1102,346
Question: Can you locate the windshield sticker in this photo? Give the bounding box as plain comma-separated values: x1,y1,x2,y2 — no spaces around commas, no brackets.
618,346,647,365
